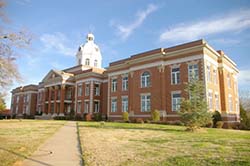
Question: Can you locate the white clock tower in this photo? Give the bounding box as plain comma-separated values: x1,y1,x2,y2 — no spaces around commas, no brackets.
76,33,102,68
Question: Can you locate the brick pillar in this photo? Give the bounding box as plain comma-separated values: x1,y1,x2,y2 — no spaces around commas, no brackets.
59,84,65,116
48,87,52,115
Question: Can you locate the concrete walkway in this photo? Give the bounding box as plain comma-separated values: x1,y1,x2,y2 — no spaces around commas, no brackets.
22,121,82,166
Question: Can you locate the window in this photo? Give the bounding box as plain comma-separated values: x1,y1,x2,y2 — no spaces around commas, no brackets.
215,94,220,110
227,74,231,88
111,98,117,112
141,94,151,112
208,91,213,109
38,93,41,102
213,69,217,84
188,64,199,81
78,58,81,65
38,106,41,114
171,67,180,84
122,76,128,91
77,84,82,96
85,58,90,65
66,89,72,100
207,65,211,82
94,84,100,96
57,90,61,99
172,92,181,111
141,71,151,88
84,101,89,113
94,101,100,113
94,60,98,67
77,102,81,113
122,96,128,112
85,83,90,96
16,96,19,103
229,95,233,112
111,79,117,92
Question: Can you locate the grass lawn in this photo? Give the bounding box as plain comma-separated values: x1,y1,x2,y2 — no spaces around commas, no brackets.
0,119,65,166
78,122,250,166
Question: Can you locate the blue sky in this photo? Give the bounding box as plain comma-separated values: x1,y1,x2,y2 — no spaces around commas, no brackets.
4,0,250,107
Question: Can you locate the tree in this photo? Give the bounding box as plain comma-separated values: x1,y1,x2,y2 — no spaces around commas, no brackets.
0,94,6,111
0,0,32,96
179,78,212,131
151,109,160,122
239,89,250,112
240,104,250,130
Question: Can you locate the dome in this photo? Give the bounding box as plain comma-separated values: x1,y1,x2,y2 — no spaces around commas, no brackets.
86,33,95,41
76,33,102,68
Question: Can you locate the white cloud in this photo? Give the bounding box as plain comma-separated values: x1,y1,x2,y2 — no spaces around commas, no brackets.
40,32,75,56
112,4,158,40
160,9,250,43
238,69,250,86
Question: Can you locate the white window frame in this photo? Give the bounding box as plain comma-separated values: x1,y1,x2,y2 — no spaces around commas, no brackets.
215,93,220,111
171,67,180,84
228,95,233,112
94,60,98,67
213,68,217,84
122,96,128,112
85,83,90,96
207,64,211,82
188,64,199,81
77,101,82,113
85,58,90,65
141,72,151,88
77,84,82,97
208,91,213,110
111,79,117,92
94,100,100,113
94,83,100,96
84,100,89,113
172,92,181,111
122,76,128,91
111,98,117,112
141,94,151,112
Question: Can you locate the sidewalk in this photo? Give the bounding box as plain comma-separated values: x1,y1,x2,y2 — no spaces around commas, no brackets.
21,121,82,166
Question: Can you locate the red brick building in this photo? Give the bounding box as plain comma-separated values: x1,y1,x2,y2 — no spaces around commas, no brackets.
11,33,240,124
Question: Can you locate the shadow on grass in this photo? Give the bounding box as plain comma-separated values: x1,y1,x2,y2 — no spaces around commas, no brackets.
0,147,53,166
78,124,185,133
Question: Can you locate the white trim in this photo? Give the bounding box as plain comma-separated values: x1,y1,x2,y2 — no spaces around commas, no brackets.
140,93,151,96
76,78,104,84
204,54,218,67
13,91,38,95
111,96,117,99
108,54,203,77
219,63,234,73
121,95,128,98
108,115,122,118
90,80,94,113
166,114,181,117
44,82,74,88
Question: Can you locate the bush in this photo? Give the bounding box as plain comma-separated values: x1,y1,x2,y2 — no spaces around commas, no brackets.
205,121,213,128
212,111,222,127
53,116,66,120
122,112,129,122
84,113,92,121
151,109,160,122
145,119,151,123
75,114,83,121
94,113,102,121
216,121,224,128
135,118,144,123
240,104,250,130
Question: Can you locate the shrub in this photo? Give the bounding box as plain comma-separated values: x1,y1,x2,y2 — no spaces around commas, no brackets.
75,114,83,121
135,118,144,123
122,112,129,122
100,121,105,128
84,114,92,121
216,121,224,128
151,109,160,122
94,113,102,121
205,121,213,128
240,104,250,130
145,119,151,123
212,110,222,127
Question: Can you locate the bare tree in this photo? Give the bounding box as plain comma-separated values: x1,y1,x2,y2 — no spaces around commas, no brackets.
239,89,250,112
0,0,32,95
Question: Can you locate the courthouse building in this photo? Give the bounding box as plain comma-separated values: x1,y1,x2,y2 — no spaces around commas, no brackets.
11,33,240,124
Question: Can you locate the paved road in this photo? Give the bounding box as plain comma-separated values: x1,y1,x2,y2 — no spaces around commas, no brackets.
21,121,82,166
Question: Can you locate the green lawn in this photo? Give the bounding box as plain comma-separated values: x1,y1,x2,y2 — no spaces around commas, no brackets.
78,122,250,166
0,120,65,166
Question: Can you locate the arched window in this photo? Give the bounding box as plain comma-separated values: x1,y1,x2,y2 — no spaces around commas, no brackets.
141,71,151,88
94,60,98,67
85,58,90,65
